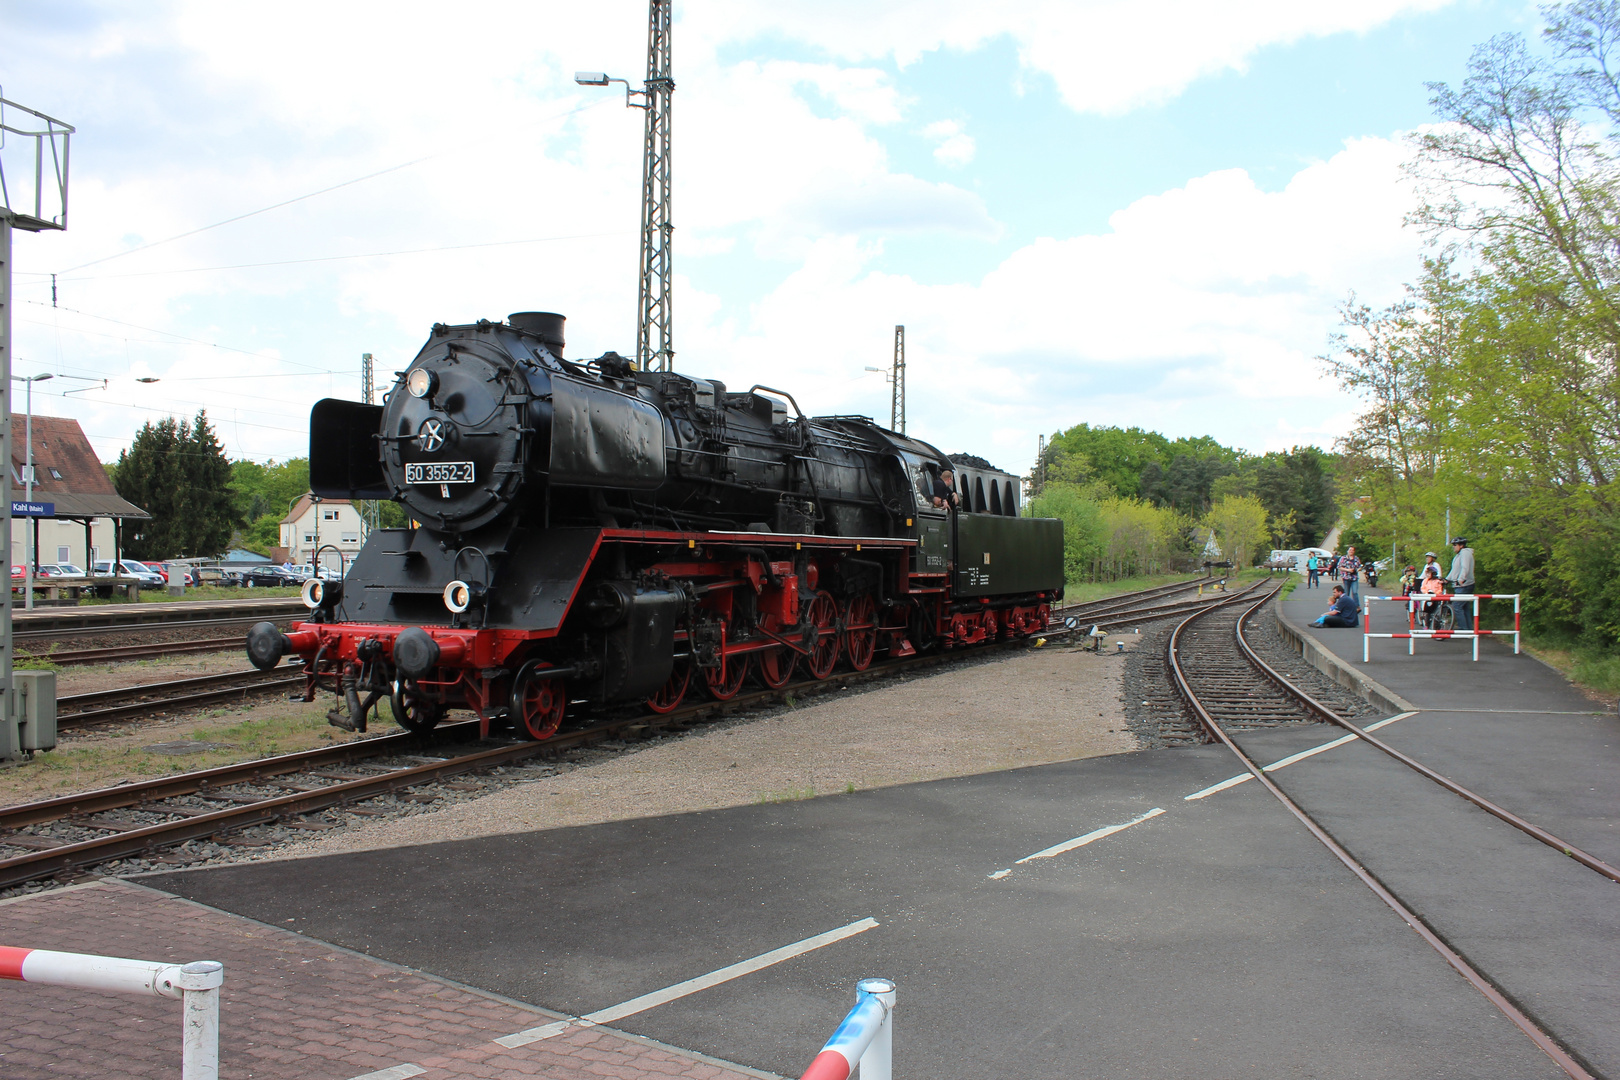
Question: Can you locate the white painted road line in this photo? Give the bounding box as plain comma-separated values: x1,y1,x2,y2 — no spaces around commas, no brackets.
990,807,1166,878
346,1066,426,1080
1183,711,1420,801
494,916,880,1049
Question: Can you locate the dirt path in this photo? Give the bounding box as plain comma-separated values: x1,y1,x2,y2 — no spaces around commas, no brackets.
270,635,1143,861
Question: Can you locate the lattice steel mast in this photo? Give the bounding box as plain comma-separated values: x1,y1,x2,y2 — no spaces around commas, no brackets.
891,325,905,433
636,0,675,371
576,0,676,371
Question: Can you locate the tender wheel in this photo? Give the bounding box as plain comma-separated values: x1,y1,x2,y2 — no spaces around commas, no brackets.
757,647,796,689
806,590,840,679
844,593,877,671
512,664,567,740
647,659,692,714
388,683,446,733
705,653,750,700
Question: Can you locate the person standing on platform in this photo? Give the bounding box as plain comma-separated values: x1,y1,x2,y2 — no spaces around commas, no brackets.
1306,553,1320,589
1446,537,1477,634
1339,546,1363,605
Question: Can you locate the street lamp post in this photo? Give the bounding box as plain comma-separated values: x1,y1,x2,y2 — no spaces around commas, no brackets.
12,373,52,610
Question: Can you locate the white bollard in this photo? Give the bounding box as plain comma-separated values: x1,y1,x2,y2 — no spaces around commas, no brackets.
799,978,894,1080
1,947,222,1077
179,960,224,1080
856,978,895,1080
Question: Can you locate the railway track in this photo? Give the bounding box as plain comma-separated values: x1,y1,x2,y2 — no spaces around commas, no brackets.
1166,586,1615,1080
57,668,304,731
12,598,304,650
0,578,1271,886
22,636,247,667
39,578,1244,736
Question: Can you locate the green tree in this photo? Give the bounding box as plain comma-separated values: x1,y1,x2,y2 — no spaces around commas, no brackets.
114,411,237,559
1206,495,1269,569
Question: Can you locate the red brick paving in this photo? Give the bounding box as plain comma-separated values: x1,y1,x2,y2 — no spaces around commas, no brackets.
0,880,776,1079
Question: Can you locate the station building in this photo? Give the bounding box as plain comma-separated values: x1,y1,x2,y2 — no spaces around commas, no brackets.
6,414,150,570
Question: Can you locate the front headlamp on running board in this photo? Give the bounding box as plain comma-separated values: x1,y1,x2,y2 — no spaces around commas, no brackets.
444,579,473,613
302,577,342,610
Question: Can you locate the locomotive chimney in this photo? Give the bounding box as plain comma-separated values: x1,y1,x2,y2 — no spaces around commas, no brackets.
508,311,566,354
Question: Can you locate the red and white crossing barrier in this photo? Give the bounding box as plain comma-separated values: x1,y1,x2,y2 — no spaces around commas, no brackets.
800,978,895,1080
1363,593,1521,662
1,946,223,1079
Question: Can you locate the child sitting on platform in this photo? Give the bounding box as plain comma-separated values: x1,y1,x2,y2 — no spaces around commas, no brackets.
1311,584,1360,628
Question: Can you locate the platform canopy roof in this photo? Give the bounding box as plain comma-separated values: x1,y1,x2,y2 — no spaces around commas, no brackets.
7,414,150,520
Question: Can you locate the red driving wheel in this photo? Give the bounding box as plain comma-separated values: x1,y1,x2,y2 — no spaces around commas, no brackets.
757,647,796,689
705,652,750,700
513,672,566,741
806,590,840,679
844,593,877,671
647,659,692,714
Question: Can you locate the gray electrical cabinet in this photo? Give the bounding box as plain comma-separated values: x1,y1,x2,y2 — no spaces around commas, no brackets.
14,669,57,753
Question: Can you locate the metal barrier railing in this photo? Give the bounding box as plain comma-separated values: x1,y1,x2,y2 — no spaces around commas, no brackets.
0,946,223,1078
799,978,895,1080
1363,593,1521,662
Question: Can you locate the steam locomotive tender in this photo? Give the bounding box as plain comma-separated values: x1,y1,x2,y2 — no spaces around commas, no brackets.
246,312,1064,740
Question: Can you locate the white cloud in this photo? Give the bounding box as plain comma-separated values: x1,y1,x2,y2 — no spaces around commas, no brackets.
679,135,1423,470
692,0,1456,114
923,120,975,167
0,2,1432,474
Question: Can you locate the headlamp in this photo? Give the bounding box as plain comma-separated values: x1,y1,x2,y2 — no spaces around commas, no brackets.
406,367,437,399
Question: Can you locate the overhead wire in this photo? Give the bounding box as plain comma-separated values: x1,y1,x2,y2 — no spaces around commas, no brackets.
53,96,617,275
49,230,624,282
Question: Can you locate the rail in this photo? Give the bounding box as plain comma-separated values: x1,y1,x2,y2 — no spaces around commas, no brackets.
1169,590,1595,1080
799,978,895,1080
0,946,222,1079
1363,593,1521,662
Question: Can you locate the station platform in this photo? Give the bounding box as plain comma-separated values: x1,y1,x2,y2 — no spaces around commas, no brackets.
7,585,1617,1079
0,879,763,1079
1278,580,1619,867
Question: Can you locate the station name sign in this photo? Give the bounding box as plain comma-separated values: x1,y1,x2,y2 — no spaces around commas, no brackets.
10,501,54,517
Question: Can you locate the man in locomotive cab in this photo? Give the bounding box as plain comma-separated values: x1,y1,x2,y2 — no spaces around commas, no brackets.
931,466,959,510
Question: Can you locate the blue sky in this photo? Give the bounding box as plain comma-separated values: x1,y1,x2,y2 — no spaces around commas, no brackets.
0,0,1541,474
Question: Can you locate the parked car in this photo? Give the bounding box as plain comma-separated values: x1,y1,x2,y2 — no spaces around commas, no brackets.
193,565,241,587
45,563,87,578
92,560,165,588
31,564,65,578
241,566,301,588
290,562,345,582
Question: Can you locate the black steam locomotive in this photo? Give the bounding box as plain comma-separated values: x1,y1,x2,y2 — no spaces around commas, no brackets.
247,312,1063,739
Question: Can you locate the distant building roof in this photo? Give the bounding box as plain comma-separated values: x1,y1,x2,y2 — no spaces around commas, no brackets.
282,494,352,525
222,549,273,565
9,414,149,520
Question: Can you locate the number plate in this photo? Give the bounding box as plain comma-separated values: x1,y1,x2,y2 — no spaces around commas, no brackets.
406,461,475,485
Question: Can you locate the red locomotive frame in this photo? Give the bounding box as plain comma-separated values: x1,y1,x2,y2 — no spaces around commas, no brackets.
282,527,1055,741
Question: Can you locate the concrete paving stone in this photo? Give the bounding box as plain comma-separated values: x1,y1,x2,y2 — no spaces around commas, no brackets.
0,880,766,1080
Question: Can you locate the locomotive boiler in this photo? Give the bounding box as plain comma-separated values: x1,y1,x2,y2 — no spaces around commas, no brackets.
247,312,1063,740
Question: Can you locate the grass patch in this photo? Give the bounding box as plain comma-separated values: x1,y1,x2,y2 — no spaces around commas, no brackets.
79,584,302,605
0,703,361,805
1524,637,1620,699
